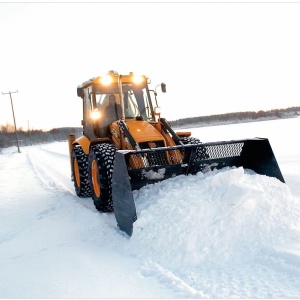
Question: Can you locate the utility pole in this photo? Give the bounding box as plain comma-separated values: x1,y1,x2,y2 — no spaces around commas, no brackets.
2,90,21,153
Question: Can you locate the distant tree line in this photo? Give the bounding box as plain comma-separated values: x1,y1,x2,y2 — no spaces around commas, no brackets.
169,106,300,127
1,106,299,151
0,124,82,150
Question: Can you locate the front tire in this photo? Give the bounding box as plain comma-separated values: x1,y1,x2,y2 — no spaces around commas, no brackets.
180,136,209,160
88,143,116,212
71,146,91,197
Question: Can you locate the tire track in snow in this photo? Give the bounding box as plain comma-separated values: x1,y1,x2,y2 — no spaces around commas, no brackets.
26,149,74,194
141,261,209,299
141,259,300,298
26,146,119,229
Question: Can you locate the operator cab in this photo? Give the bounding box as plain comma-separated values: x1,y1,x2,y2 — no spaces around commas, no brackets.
78,73,157,139
94,87,154,123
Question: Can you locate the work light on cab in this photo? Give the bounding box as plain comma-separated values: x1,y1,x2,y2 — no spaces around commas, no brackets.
100,75,113,85
131,73,144,84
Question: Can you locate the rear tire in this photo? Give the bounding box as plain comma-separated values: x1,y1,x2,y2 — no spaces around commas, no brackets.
71,146,91,197
88,143,116,212
180,136,209,160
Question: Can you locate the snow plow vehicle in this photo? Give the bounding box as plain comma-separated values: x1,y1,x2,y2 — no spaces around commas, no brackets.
68,71,284,236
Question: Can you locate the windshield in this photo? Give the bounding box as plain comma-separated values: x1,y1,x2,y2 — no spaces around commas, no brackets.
94,84,154,121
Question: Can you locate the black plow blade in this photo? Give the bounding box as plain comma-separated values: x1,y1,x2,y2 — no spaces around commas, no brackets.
112,138,284,236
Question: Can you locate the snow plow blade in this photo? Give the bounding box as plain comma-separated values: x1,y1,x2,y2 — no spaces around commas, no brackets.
112,138,284,236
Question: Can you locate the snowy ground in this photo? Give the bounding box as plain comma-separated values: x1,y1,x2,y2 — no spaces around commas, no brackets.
0,117,299,298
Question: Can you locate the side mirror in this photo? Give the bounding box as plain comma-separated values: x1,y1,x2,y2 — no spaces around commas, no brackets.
161,83,166,93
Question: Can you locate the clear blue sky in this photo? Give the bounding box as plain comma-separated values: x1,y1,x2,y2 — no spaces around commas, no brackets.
1,1,300,130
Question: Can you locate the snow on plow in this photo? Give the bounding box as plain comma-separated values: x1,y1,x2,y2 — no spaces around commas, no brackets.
112,138,284,236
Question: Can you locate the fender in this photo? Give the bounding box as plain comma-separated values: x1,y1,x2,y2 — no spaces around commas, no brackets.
73,135,91,155
71,135,112,155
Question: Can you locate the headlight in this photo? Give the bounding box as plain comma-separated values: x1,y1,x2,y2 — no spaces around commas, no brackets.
91,109,101,120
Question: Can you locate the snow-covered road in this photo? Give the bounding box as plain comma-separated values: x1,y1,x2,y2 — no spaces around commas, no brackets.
0,118,300,298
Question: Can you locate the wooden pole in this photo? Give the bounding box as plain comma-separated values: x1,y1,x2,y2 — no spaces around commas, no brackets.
2,90,20,153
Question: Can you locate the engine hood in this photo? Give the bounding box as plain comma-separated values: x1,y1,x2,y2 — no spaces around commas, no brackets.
125,119,164,143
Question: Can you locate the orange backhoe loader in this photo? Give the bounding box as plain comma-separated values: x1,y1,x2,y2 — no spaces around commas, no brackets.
68,71,284,236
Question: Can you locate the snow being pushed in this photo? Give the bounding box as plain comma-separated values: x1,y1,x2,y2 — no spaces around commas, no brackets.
129,167,300,268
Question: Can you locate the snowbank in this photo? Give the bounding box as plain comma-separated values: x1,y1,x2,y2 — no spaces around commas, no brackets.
129,167,300,268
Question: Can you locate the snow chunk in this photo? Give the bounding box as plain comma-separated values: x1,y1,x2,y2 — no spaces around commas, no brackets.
142,168,166,180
